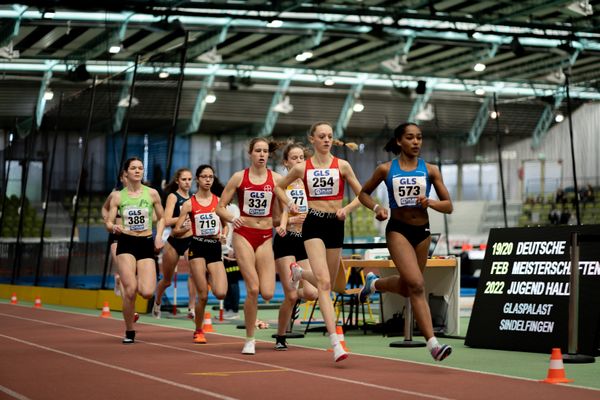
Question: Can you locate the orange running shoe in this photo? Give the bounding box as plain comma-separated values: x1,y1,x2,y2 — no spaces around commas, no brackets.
193,330,207,344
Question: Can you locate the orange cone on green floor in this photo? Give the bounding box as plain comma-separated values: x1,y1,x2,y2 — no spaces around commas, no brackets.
542,348,573,384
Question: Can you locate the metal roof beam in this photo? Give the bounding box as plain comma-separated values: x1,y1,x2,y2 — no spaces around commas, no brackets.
72,13,132,60
5,8,599,48
185,24,230,61
335,82,364,139
259,76,292,137
466,95,493,146
253,29,324,64
183,67,218,135
112,69,134,133
531,90,566,148
4,61,600,100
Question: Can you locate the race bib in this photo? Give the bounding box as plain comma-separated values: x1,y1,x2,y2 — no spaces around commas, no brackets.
307,168,340,198
242,190,273,216
194,212,221,237
286,187,308,213
392,176,426,207
122,206,150,231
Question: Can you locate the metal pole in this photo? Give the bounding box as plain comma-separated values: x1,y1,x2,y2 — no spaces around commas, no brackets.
389,300,426,348
83,153,94,276
433,106,451,254
117,55,140,176
65,77,97,288
564,70,581,226
493,94,508,227
34,92,63,286
13,110,39,283
0,131,14,236
563,232,594,363
164,31,189,182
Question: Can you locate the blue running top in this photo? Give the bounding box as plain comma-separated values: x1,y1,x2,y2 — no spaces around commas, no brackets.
385,158,431,208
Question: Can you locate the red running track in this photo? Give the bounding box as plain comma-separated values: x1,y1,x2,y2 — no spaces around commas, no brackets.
0,303,598,400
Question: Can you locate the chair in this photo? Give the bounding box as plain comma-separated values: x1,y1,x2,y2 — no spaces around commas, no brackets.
303,260,371,334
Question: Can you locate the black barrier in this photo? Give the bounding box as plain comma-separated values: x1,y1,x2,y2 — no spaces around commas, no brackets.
465,225,600,356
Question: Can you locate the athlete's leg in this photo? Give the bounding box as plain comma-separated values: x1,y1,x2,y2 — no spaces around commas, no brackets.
275,255,298,337
154,242,179,305
117,254,138,331
233,233,259,340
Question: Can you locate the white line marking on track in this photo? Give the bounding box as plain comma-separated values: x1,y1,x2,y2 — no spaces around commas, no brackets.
0,334,238,400
0,312,453,400
0,385,32,400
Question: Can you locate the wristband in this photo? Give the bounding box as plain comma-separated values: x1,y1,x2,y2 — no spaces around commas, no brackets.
373,204,380,213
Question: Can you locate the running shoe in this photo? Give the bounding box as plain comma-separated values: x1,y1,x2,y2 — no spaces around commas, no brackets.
187,308,195,320
332,343,348,362
274,342,288,351
242,339,256,355
430,343,452,361
193,330,207,344
113,275,121,297
274,335,288,351
290,262,302,290
152,302,161,319
122,330,135,344
359,272,379,303
133,312,139,323
223,311,239,320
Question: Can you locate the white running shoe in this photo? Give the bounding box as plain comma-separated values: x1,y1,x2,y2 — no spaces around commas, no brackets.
333,343,348,362
290,262,302,290
223,311,239,320
152,302,161,319
242,340,256,355
187,308,195,320
113,276,121,297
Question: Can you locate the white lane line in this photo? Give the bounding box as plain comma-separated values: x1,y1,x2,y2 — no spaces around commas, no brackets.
0,312,453,400
0,334,238,400
0,385,32,400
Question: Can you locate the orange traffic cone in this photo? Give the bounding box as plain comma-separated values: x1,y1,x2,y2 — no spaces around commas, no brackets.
10,293,17,304
100,301,112,318
203,312,214,333
34,296,42,308
542,348,573,384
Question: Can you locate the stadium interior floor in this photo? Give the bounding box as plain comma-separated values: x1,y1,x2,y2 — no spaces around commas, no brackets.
3,298,598,391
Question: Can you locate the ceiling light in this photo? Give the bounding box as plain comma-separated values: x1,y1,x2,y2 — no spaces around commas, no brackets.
324,78,335,86
555,113,565,123
545,69,566,85
43,89,54,100
475,88,486,96
267,19,283,28
197,48,222,64
205,92,216,104
353,100,365,113
295,54,307,62
109,45,122,54
415,104,435,121
473,63,486,72
381,54,407,73
118,96,139,108
301,51,313,59
273,96,293,114
490,111,499,119
563,0,593,16
158,70,169,79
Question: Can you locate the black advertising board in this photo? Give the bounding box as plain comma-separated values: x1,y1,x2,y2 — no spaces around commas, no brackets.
465,225,600,355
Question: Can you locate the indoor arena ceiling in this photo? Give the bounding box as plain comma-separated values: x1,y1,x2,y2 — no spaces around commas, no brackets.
1,1,600,145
